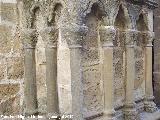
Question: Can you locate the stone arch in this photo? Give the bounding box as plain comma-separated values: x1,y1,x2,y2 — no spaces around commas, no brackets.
82,2,104,118
38,1,63,115
82,0,105,20
136,13,148,31
113,3,131,107
46,2,63,26
114,4,131,30
21,2,42,116
134,13,147,97
84,2,105,24
31,7,41,29
29,3,42,29
31,3,47,115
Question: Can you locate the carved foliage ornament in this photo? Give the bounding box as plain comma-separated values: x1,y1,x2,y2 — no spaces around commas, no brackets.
41,27,59,47
21,29,38,48
121,30,138,46
141,31,154,45
99,26,116,45
60,24,88,47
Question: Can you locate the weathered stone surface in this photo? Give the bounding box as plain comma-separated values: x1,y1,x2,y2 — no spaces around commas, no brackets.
0,0,159,120
1,2,18,23
82,12,103,116
0,63,6,80
0,25,12,54
153,0,160,107
0,95,21,115
7,57,24,79
0,1,23,117
0,84,20,101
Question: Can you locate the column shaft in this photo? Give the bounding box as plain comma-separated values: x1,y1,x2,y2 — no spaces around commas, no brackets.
61,25,87,120
41,27,59,116
145,46,153,97
24,48,38,115
144,32,157,112
22,29,38,115
103,46,115,114
125,45,135,104
99,26,116,119
70,47,83,120
45,47,59,114
123,30,137,120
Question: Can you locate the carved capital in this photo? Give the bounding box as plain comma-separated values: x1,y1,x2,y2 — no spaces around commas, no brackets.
41,27,59,48
142,31,154,47
99,26,116,47
61,24,88,48
21,29,38,49
121,29,138,47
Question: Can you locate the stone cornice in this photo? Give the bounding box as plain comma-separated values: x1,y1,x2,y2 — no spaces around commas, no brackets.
126,0,158,9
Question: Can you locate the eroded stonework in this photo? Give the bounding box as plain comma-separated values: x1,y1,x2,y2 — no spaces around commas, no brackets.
0,0,159,120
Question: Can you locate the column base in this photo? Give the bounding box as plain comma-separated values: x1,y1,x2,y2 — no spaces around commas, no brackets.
144,96,158,112
102,109,117,120
24,109,38,116
123,103,138,120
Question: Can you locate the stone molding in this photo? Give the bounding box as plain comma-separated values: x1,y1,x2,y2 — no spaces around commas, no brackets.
142,31,154,46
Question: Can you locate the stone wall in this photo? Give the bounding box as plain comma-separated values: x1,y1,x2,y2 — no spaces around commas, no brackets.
0,0,24,115
153,0,160,108
0,0,48,116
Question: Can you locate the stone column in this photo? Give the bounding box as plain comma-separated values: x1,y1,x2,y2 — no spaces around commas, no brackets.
99,26,116,120
21,29,38,115
61,24,87,120
143,31,157,112
41,27,59,116
123,30,137,120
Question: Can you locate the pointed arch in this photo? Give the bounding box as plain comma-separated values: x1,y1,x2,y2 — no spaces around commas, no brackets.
84,2,105,24
30,6,41,29
136,12,149,31
114,4,132,30
82,2,104,117
47,2,63,26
